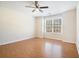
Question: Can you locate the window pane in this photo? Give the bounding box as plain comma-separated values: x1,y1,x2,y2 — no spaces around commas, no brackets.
53,19,61,33
46,20,52,32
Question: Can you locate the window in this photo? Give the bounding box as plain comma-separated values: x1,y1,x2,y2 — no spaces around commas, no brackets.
45,17,62,33
46,20,52,32
53,19,61,33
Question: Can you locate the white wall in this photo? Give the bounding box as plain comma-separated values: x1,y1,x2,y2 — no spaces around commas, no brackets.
0,1,76,45
0,2,35,45
62,9,76,43
35,9,76,43
35,17,42,38
77,2,79,54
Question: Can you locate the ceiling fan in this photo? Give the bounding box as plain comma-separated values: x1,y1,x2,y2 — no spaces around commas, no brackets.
25,1,48,12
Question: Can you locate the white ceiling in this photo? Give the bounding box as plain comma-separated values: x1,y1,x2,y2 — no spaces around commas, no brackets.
32,1,77,16
0,1,77,16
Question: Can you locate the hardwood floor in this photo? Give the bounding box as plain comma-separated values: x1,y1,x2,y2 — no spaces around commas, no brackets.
0,38,78,58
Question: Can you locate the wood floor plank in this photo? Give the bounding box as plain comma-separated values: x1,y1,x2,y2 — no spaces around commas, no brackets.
0,38,78,58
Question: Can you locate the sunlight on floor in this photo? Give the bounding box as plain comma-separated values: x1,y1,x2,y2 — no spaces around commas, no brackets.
44,42,62,57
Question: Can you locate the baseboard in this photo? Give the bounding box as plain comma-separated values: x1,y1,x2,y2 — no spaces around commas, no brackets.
1,36,75,45
35,37,75,44
62,40,75,44
0,35,35,45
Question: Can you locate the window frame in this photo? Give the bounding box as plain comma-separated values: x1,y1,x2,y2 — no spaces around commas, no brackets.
44,16,63,34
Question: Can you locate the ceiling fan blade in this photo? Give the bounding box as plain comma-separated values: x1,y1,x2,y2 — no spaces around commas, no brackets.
35,1,38,5
25,6,35,8
40,6,48,9
35,1,39,8
32,9,36,12
39,9,43,12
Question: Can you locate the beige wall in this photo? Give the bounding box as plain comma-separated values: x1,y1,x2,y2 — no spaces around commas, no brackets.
35,17,44,38
0,2,76,45
0,2,35,45
62,9,76,43
35,9,76,43
77,2,79,54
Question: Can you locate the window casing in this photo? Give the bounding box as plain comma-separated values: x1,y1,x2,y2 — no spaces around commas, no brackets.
44,16,63,34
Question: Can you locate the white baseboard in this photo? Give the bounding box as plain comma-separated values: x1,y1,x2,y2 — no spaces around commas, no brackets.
35,37,75,44
0,34,35,45
62,40,75,44
0,35,75,45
